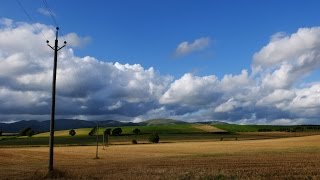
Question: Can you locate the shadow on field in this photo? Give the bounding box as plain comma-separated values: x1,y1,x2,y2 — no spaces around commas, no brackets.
33,169,69,179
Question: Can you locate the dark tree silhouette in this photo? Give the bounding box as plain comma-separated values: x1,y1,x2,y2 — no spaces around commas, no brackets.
112,128,122,136
132,128,141,135
69,129,76,136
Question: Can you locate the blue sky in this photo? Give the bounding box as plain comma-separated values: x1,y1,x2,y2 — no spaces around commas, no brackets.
2,0,320,78
1,0,320,124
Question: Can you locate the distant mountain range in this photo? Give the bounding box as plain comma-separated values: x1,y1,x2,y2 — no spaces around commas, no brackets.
0,118,228,133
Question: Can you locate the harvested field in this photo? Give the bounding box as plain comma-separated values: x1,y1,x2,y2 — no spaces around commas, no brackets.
1,135,320,179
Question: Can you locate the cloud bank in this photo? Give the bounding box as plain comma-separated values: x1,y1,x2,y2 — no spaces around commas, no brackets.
1,18,320,125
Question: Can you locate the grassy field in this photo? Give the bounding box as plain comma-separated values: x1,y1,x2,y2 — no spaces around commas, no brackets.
214,124,320,132
1,135,320,179
0,124,220,146
2,124,320,147
34,124,205,137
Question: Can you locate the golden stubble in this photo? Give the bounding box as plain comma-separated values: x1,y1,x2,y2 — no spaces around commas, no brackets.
1,135,320,179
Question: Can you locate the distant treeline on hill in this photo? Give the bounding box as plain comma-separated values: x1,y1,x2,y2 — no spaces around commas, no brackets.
214,124,320,133
0,119,142,133
258,126,320,132
0,118,188,133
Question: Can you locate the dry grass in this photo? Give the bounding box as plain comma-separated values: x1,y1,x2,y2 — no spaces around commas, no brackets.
1,135,320,179
192,124,226,133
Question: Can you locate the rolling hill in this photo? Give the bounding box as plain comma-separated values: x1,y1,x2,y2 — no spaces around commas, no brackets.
0,119,140,133
141,118,188,126
0,118,229,133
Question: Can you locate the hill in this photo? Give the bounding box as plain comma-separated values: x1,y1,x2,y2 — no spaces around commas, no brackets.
141,119,188,126
195,120,229,125
0,119,139,133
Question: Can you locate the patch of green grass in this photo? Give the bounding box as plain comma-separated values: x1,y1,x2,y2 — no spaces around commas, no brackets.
34,128,91,137
213,124,320,133
34,124,202,138
111,124,203,134
0,124,212,146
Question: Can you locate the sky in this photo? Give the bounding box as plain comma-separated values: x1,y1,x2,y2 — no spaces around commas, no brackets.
1,0,320,124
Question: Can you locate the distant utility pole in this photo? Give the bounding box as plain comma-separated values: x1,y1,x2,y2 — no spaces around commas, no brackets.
95,122,99,159
47,27,66,172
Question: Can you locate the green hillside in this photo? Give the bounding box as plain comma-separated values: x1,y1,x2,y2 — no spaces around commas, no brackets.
213,124,320,133
142,118,187,126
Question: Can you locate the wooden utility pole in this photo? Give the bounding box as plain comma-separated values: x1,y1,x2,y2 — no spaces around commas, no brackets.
47,27,66,172
95,122,99,159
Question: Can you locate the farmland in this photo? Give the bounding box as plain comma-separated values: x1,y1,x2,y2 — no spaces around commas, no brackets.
1,123,320,147
1,123,320,179
1,135,320,179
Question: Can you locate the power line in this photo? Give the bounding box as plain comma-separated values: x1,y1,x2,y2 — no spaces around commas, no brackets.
41,0,59,27
16,0,89,114
39,0,89,100
15,0,35,23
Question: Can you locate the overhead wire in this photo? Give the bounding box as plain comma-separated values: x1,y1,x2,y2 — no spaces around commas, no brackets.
15,0,35,22
39,0,89,107
41,0,59,27
14,0,89,115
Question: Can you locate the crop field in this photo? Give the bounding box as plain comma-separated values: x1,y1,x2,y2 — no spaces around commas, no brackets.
1,135,320,179
3,124,320,147
214,124,320,133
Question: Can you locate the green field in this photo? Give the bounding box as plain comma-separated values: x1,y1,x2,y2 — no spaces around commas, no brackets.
0,124,217,146
2,123,320,147
213,124,320,132
34,124,203,137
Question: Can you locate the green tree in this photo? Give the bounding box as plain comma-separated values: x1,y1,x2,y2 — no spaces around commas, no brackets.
132,139,138,144
20,127,32,136
112,128,122,136
103,128,112,147
132,128,141,135
88,127,97,136
69,129,76,136
148,133,160,143
104,128,112,135
26,129,35,137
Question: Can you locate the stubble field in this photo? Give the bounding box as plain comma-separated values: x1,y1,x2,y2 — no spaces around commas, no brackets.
1,135,320,179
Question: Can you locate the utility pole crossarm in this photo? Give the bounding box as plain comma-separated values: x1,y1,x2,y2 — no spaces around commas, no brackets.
47,27,67,173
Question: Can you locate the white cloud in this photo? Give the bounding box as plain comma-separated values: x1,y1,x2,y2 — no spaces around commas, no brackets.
1,18,320,125
159,73,219,106
107,101,123,110
0,19,172,119
215,98,239,113
253,27,320,69
37,8,55,17
175,37,210,57
62,33,91,48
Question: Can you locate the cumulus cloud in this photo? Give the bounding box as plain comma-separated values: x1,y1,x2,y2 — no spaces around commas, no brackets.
0,18,172,122
62,33,91,48
174,37,210,57
1,18,320,125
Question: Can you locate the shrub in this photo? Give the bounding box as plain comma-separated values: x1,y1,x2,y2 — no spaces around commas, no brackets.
104,128,112,135
132,128,141,135
0,131,2,136
148,133,159,143
258,128,272,132
69,129,76,136
88,127,97,136
112,128,122,136
26,129,35,137
20,127,32,136
132,139,138,144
